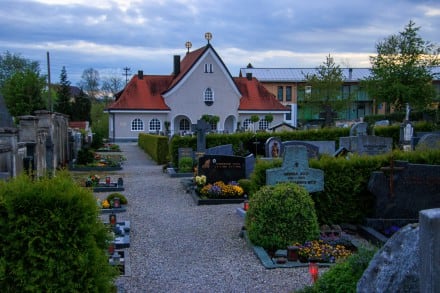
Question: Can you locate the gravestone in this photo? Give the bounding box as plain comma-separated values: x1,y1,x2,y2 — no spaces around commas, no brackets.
178,147,194,162
415,133,440,150
339,127,392,155
266,145,324,193
198,155,247,184
282,141,319,159
205,144,234,156
265,137,282,158
350,122,368,136
193,119,210,154
368,160,440,219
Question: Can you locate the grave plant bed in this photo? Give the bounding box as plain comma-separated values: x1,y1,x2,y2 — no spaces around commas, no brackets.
69,164,123,171
242,230,334,269
181,178,245,205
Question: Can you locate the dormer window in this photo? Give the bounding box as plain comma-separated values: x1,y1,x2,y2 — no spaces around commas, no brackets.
204,63,213,73
204,88,214,106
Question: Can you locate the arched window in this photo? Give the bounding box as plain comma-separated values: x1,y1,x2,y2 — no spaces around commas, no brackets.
149,118,161,132
259,119,269,130
204,88,214,106
131,118,144,131
179,118,190,131
243,118,252,130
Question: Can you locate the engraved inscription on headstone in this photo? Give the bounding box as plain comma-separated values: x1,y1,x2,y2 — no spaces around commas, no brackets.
266,145,324,193
198,155,246,184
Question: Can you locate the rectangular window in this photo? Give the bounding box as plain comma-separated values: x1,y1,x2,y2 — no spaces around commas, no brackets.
286,86,292,101
305,86,312,99
277,86,283,101
204,64,213,73
285,104,292,120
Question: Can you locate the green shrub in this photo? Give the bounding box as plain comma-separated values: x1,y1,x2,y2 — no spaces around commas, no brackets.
245,182,320,253
237,178,252,196
178,157,194,173
107,192,128,205
298,247,377,293
0,172,118,291
76,148,95,165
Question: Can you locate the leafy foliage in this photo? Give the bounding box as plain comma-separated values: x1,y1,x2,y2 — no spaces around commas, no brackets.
178,157,194,173
363,20,439,112
302,54,348,127
2,69,47,117
298,247,377,293
246,182,320,252
0,172,118,291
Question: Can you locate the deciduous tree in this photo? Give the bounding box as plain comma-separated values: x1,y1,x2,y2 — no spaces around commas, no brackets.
303,54,347,127
364,20,439,112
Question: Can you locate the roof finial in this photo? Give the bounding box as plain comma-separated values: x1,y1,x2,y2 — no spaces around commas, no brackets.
185,41,192,54
204,32,212,44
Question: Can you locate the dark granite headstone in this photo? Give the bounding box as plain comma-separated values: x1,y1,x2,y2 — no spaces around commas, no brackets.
205,144,234,156
266,145,324,193
368,161,440,219
282,141,319,159
198,155,246,184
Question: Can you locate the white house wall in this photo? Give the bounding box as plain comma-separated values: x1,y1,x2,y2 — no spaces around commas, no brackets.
165,50,240,133
109,112,169,141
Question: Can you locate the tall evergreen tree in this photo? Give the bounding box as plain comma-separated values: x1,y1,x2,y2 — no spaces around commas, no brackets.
54,66,72,117
364,20,439,112
71,89,91,122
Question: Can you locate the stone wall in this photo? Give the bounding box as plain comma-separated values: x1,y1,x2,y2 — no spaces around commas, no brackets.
0,112,80,180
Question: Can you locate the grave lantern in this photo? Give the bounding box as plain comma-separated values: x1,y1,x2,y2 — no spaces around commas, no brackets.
309,262,319,283
109,213,117,226
286,246,299,262
108,243,115,254
106,176,111,184
243,194,249,211
113,197,120,208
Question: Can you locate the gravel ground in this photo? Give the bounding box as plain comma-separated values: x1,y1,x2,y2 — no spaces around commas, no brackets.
103,142,317,293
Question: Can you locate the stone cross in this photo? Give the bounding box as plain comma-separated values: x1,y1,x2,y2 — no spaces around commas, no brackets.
193,119,210,153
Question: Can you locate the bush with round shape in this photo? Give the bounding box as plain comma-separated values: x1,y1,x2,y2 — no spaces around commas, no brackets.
0,171,118,291
245,182,320,253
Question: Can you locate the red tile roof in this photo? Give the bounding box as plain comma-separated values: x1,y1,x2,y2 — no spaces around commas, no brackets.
108,75,173,111
107,45,287,112
69,121,89,130
235,77,288,111
166,46,208,91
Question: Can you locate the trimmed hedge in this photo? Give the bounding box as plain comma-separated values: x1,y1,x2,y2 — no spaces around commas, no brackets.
138,133,169,164
0,172,117,292
248,148,440,224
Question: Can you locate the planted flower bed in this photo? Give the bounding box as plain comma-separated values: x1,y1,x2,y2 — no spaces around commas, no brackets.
182,176,246,205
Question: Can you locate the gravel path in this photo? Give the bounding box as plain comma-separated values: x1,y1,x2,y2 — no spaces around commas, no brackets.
110,142,315,293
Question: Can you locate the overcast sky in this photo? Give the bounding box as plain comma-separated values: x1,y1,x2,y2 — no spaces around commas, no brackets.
1,0,439,85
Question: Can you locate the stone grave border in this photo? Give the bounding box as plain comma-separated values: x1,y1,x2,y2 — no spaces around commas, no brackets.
69,165,123,171
241,230,332,269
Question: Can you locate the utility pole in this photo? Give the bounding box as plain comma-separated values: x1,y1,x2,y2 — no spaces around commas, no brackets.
123,67,131,85
47,51,52,112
